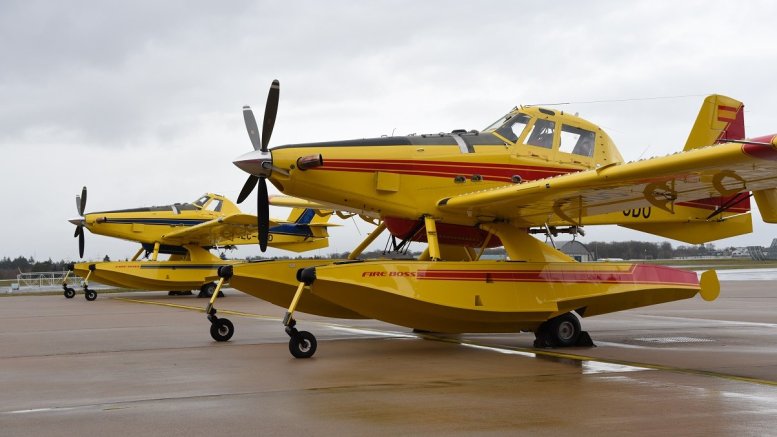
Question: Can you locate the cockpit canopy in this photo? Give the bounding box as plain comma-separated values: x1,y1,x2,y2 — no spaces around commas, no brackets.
483,107,622,166
191,194,224,212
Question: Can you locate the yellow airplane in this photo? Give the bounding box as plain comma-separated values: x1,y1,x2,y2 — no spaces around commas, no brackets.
64,189,334,301
208,80,777,358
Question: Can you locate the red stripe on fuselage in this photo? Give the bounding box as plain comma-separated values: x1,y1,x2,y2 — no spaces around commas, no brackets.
742,135,777,161
416,264,698,286
317,159,575,182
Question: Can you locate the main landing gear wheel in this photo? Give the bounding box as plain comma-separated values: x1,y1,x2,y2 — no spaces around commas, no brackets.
84,288,97,301
210,318,234,342
199,282,222,298
64,287,76,299
288,330,317,359
534,312,584,348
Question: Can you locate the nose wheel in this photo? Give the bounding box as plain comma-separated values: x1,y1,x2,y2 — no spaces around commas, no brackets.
282,267,319,359
209,316,234,342
62,266,76,299
84,286,97,301
285,320,317,359
63,285,76,299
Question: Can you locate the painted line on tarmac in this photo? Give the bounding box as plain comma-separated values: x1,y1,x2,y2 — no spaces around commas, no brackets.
636,314,777,329
114,296,777,387
114,297,282,321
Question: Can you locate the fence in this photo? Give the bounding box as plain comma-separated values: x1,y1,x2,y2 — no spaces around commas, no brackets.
14,271,83,289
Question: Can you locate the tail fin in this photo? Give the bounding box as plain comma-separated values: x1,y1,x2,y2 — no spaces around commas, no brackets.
285,207,314,224
277,207,335,239
285,207,328,224
287,207,333,226
684,95,745,151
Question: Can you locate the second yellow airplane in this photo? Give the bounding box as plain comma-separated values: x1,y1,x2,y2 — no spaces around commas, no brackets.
65,189,335,300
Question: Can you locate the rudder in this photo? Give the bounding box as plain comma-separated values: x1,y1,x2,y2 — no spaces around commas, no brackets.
684,95,745,151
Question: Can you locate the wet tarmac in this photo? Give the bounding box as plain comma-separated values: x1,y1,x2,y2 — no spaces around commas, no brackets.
1,281,776,435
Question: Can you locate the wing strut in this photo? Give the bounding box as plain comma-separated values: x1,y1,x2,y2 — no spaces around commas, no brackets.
705,192,753,220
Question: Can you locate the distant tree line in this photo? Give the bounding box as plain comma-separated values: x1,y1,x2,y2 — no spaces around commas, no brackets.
0,257,72,280
587,241,727,260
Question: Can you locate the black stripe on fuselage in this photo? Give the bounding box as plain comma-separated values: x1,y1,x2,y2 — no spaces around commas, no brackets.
137,264,227,270
272,132,506,151
90,203,198,215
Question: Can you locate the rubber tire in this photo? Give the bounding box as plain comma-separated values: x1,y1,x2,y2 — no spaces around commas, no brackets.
547,313,581,347
289,331,317,359
210,318,234,342
85,289,97,301
64,288,76,299
201,282,217,298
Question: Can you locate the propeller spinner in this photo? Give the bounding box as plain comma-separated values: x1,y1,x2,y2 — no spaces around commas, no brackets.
235,80,280,251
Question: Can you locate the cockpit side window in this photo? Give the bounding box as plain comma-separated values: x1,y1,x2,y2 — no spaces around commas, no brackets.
525,119,555,149
495,114,531,143
205,199,223,212
559,125,595,157
193,196,209,208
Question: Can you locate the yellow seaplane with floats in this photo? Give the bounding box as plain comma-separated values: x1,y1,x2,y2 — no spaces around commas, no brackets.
204,79,777,359
65,188,334,300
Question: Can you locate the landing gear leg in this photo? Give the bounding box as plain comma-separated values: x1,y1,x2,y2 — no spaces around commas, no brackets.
62,267,76,299
83,265,97,301
283,267,318,359
206,267,234,342
533,312,594,348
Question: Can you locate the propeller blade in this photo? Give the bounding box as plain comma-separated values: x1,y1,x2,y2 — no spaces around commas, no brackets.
237,175,259,204
74,225,82,238
78,230,85,258
80,186,87,216
261,79,280,152
243,106,262,151
258,177,269,252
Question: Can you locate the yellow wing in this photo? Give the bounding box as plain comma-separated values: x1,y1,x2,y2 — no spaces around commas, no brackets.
160,214,280,247
269,195,330,210
438,136,777,227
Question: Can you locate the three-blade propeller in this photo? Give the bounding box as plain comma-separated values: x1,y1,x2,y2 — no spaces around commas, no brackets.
73,186,87,258
237,80,279,251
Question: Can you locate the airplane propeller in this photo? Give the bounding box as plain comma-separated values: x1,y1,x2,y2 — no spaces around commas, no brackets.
236,79,279,252
72,186,87,258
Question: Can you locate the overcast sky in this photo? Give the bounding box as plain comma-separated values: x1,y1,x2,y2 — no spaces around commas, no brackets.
2,1,777,262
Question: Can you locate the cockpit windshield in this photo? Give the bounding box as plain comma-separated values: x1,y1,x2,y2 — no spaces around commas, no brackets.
482,112,515,132
483,112,532,143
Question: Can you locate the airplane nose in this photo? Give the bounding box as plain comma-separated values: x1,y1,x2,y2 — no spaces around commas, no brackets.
69,218,85,226
233,149,273,177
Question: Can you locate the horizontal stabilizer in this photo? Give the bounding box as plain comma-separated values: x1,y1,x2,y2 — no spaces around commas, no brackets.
754,188,777,223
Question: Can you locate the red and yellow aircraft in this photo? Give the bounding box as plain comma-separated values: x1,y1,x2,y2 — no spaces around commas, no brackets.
206,80,776,358
65,189,334,300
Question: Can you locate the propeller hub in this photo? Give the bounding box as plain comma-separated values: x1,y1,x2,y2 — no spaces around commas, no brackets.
68,218,85,226
233,149,273,178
